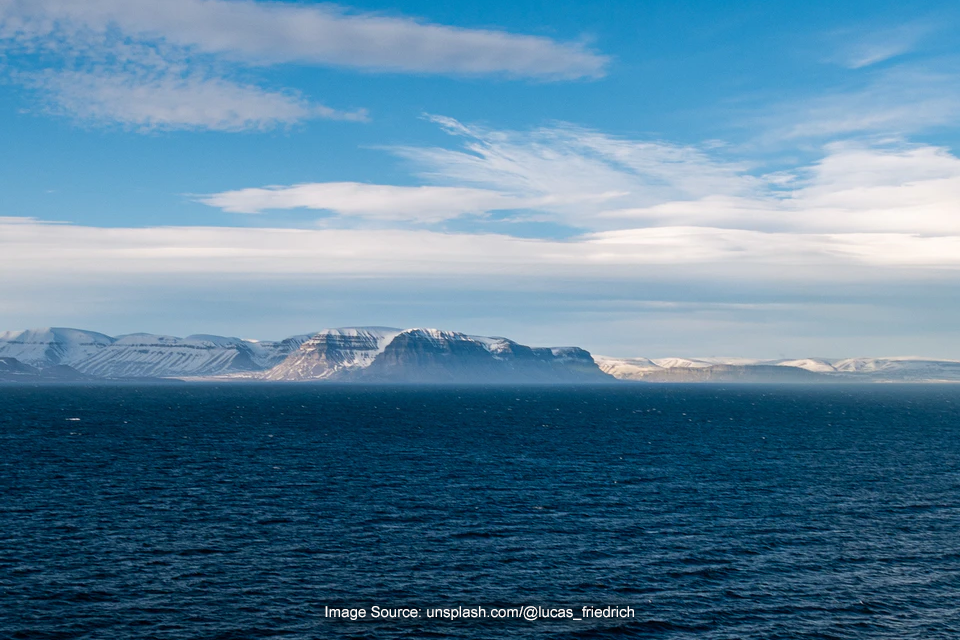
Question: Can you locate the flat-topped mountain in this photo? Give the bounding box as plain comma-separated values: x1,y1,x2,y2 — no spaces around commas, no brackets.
356,329,607,383
76,333,310,378
263,328,401,381
0,328,310,379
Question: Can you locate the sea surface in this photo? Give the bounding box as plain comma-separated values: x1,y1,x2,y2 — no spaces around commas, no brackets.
2,384,960,639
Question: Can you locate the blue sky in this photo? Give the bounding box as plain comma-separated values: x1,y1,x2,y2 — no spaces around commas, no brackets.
3,0,960,357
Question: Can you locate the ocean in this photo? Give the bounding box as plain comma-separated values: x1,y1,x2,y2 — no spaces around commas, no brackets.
2,384,959,639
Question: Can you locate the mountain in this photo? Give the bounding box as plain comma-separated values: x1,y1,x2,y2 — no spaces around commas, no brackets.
353,329,610,383
0,326,610,383
264,327,401,381
0,357,40,380
0,328,114,368
245,334,313,368
265,328,611,383
74,333,255,378
4,325,959,383
596,355,960,382
830,357,960,381
0,328,311,379
0,357,91,382
74,333,311,379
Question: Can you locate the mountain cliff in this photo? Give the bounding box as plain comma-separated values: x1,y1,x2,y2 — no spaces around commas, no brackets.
263,328,401,381
353,329,610,383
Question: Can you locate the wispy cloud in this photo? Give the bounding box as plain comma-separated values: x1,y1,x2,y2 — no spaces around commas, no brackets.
200,117,760,226
28,69,367,131
764,65,960,140
3,217,960,280
1,0,607,78
607,141,960,235
202,117,960,239
0,0,607,131
827,22,931,69
199,182,525,222
388,116,760,226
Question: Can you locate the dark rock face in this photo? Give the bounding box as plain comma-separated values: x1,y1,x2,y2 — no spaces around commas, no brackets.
0,357,91,382
360,329,612,383
0,357,40,378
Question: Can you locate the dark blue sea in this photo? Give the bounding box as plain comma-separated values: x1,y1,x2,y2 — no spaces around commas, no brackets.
2,384,960,639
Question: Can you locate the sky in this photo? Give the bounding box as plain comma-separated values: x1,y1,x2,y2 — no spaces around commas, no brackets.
2,0,960,358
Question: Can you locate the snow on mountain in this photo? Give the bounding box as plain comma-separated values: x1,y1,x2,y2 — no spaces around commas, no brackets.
776,358,838,373
597,354,960,382
263,327,402,381
74,333,267,378
358,328,610,383
831,357,960,380
265,327,610,383
651,357,714,369
594,357,661,380
243,334,313,369
4,325,960,383
0,328,114,368
695,357,765,366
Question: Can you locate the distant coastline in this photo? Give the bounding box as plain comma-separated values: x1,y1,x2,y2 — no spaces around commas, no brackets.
2,327,960,384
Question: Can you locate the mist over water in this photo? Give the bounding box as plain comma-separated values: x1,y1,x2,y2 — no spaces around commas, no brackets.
2,384,959,639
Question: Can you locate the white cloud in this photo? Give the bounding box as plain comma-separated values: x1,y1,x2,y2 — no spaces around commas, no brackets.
381,117,761,226
408,117,756,200
203,119,960,238
0,0,607,130
29,69,367,130
2,218,959,280
199,182,525,222
0,0,607,78
199,117,764,226
5,216,960,358
606,141,960,235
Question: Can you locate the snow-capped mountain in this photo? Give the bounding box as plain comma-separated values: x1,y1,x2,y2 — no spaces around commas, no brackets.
0,328,114,368
0,328,310,378
830,357,960,380
76,332,315,379
264,327,402,381
595,355,960,382
0,325,610,382
75,334,265,378
244,334,313,369
353,328,609,383
4,325,959,383
265,328,610,383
